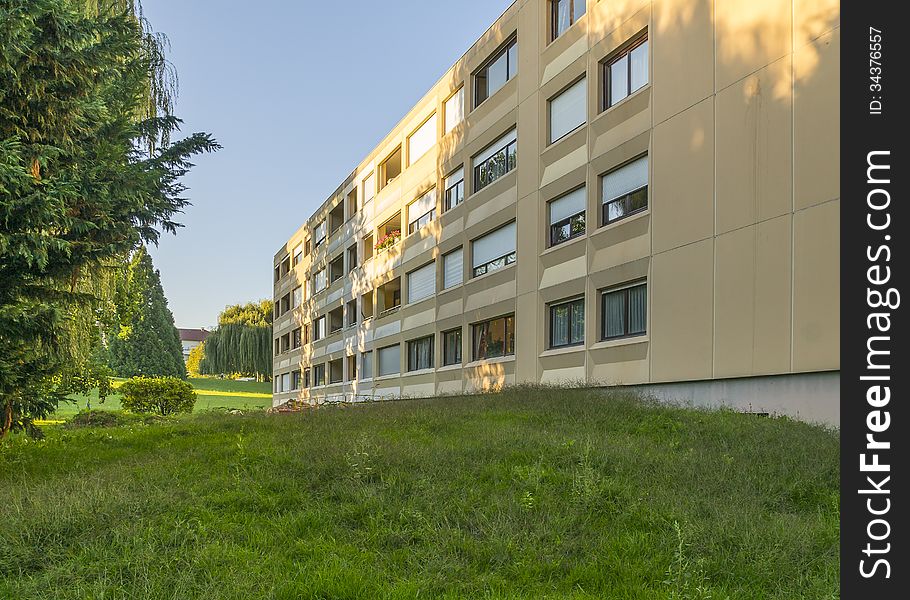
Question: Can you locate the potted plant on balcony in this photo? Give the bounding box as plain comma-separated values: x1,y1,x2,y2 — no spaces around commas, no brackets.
374,230,401,252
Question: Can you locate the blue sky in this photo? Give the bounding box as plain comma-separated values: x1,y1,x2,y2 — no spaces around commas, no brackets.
142,0,513,328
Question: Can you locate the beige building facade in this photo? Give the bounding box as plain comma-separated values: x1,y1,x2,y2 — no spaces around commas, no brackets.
272,0,841,423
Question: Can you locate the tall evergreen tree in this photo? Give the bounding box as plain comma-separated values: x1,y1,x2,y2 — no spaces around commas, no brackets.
109,247,186,378
0,0,218,436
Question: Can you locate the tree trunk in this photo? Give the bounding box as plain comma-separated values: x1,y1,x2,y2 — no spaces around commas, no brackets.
1,398,13,439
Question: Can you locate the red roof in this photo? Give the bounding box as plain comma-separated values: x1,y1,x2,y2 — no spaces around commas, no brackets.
178,328,209,342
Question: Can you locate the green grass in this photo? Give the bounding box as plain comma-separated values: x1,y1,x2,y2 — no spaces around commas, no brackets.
56,377,271,417
0,388,839,599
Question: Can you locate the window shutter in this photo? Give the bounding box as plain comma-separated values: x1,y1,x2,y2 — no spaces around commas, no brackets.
408,113,437,164
549,187,586,223
443,248,463,289
378,345,400,376
602,156,648,202
445,167,464,190
472,222,516,268
407,262,436,303
408,190,436,225
473,128,517,165
549,78,586,142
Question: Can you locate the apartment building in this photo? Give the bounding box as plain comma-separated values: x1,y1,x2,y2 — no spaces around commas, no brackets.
272,0,840,424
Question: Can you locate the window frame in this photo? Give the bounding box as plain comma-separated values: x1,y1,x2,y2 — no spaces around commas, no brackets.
473,35,518,107
407,335,435,372
602,34,649,110
601,154,649,226
443,167,465,211
444,87,465,134
550,0,586,42
471,314,515,361
442,328,462,366
600,281,648,340
473,130,517,193
548,76,587,144
549,297,585,349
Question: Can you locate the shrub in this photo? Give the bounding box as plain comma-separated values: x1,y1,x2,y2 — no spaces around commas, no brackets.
119,377,197,416
66,410,125,429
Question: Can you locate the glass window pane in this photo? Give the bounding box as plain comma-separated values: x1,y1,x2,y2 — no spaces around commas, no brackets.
574,0,587,22
570,300,585,343
488,53,508,96
610,55,628,106
552,305,569,347
630,41,649,92
603,291,626,338
629,285,647,334
507,42,518,80
555,0,570,38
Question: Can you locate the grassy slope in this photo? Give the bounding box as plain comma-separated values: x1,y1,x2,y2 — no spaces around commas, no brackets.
0,389,839,599
56,377,271,417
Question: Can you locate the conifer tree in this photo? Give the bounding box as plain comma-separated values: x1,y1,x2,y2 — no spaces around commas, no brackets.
109,247,186,378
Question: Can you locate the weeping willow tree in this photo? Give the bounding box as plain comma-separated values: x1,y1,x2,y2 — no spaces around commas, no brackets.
200,324,272,381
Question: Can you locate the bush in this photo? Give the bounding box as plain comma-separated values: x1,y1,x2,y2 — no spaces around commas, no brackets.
66,410,125,429
119,377,197,416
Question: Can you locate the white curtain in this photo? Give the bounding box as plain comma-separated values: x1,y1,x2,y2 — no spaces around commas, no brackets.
378,345,400,376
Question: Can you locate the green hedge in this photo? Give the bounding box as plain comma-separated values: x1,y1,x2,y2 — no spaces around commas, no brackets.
119,377,197,416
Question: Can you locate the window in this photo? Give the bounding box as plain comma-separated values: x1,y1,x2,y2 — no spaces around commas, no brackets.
292,327,302,349
602,155,648,225
304,238,312,256
549,78,586,143
274,264,281,283
444,167,464,211
304,323,311,345
552,0,586,40
313,364,326,387
280,372,290,393
444,87,464,133
378,344,400,376
473,128,517,192
472,222,516,277
376,213,401,251
362,290,374,320
314,268,327,292
346,299,357,327
442,328,462,366
347,354,357,381
304,279,312,302
293,244,303,267
329,306,344,334
274,338,280,356
347,245,357,272
280,293,290,315
378,277,401,314
292,286,302,308
604,36,648,108
407,262,435,304
329,358,343,384
363,233,374,261
314,315,326,341
549,187,586,246
329,254,344,283
407,190,436,234
280,333,290,353
314,220,327,248
361,350,373,379
346,188,358,219
362,172,375,204
329,202,344,234
443,247,463,289
407,336,434,371
550,298,585,348
291,369,301,391
303,368,310,388
379,147,402,190
474,36,518,106
472,315,514,361
407,113,437,165
601,282,647,339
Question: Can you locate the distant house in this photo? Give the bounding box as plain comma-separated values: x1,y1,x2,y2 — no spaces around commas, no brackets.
178,328,209,361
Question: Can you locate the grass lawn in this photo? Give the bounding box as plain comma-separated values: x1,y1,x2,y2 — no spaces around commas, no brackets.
0,388,839,599
55,377,272,417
